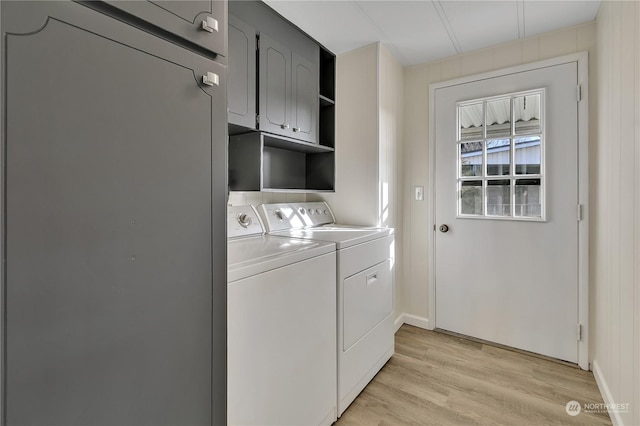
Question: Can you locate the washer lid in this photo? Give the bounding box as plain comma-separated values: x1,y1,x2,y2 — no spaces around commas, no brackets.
281,225,392,249
227,235,335,282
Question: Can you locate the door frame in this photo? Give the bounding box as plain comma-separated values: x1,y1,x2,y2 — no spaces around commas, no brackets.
427,52,590,370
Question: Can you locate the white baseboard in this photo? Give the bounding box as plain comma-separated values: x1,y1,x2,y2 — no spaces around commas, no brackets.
592,359,623,426
393,313,405,333
393,313,431,333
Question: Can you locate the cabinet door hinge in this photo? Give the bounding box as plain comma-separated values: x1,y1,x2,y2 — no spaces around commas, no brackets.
577,84,582,102
577,324,582,341
577,204,583,221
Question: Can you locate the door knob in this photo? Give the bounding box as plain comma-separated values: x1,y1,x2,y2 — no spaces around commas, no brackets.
439,224,449,233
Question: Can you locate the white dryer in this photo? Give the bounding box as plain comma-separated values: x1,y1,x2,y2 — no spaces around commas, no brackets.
257,202,394,417
227,205,337,426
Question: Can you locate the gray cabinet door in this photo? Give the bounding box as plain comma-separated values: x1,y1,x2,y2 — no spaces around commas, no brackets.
259,33,292,137
292,53,318,144
228,14,256,130
1,2,226,425
103,0,227,57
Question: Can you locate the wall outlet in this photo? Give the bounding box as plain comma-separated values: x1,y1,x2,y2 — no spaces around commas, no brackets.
415,186,424,201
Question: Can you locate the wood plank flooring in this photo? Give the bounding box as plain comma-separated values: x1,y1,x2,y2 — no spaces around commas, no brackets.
336,325,611,426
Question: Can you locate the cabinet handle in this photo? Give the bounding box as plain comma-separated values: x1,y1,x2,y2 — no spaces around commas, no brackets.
281,123,290,130
366,272,378,286
201,16,219,33
202,72,219,87
293,127,300,132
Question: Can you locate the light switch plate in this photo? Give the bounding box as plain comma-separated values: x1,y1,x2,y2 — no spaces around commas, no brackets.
415,186,424,201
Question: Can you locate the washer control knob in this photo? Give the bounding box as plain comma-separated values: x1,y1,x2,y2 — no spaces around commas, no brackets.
274,210,284,221
237,213,251,228
308,208,314,215
323,209,329,215
316,208,322,215
299,207,306,215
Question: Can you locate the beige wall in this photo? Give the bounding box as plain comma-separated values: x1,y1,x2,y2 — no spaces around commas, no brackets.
401,22,597,327
311,42,405,319
379,44,404,322
593,2,640,425
311,44,379,225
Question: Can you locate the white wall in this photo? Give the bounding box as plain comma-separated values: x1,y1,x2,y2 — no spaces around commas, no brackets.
401,21,597,328
313,44,379,226
379,45,404,324
592,2,640,425
311,42,405,320
227,191,306,206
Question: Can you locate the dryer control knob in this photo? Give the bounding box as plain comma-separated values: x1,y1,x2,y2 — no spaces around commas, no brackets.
237,213,251,228
274,210,284,221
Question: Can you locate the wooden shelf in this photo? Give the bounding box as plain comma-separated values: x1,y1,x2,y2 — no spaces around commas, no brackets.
229,132,335,192
261,188,336,194
263,132,334,154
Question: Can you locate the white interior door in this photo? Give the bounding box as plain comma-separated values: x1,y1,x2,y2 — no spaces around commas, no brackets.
434,61,581,363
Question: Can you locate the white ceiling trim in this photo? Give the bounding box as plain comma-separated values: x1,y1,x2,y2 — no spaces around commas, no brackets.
516,0,525,38
433,0,462,54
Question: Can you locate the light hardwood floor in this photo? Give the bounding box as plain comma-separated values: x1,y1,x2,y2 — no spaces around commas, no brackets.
336,325,611,426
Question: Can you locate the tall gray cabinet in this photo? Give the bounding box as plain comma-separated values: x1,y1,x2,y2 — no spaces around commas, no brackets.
0,1,227,425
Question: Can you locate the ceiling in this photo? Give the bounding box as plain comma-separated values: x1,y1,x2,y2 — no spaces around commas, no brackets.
262,0,601,66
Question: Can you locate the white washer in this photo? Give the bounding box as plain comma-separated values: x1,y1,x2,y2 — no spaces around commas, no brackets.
257,202,394,417
227,205,337,426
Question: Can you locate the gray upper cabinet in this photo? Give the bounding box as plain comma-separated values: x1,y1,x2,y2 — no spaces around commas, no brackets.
259,33,292,137
292,54,318,143
228,0,333,192
259,33,318,144
103,0,227,57
1,2,227,425
228,14,256,130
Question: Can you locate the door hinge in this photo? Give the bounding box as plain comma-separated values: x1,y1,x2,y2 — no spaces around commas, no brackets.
433,224,436,232
256,114,260,127
577,204,583,221
256,35,260,50
577,324,582,341
577,84,582,102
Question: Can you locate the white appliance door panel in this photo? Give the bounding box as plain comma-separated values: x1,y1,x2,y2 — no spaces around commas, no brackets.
338,235,393,278
228,252,337,426
343,259,392,350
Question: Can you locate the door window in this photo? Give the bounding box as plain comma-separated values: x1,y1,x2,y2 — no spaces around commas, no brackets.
457,89,545,220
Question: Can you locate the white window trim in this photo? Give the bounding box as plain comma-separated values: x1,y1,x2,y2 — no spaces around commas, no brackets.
455,89,547,221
